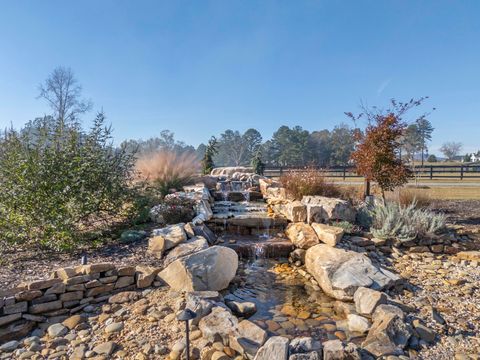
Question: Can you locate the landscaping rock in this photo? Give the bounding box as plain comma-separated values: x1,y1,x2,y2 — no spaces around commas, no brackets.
193,224,217,245
47,323,68,338
305,244,400,300
322,340,361,360
372,304,404,323
229,320,267,358
163,236,209,266
199,306,238,342
93,341,116,355
353,287,387,315
254,336,289,360
285,223,319,249
289,337,322,354
311,223,344,247
302,196,356,223
148,224,187,258
226,301,257,317
158,246,238,291
347,314,371,333
362,313,411,357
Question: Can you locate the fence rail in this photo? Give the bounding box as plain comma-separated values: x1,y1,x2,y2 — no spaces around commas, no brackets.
263,164,480,180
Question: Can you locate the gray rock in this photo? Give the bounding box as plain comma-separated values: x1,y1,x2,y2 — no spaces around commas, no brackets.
93,341,116,355
290,352,322,360
47,323,68,338
254,336,289,360
0,340,19,352
105,322,124,334
305,244,400,300
120,230,147,243
289,337,322,354
323,340,361,360
226,301,257,317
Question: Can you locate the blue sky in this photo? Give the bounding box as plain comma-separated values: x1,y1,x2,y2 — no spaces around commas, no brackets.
0,1,479,154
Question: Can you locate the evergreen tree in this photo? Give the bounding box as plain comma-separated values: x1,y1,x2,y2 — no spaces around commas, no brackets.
202,136,218,174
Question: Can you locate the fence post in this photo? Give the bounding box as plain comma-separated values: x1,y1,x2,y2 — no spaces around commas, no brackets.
430,166,433,180
343,166,346,180
460,165,464,180
279,166,283,177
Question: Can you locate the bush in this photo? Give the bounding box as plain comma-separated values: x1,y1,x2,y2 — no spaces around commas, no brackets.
0,114,136,250
150,195,196,224
280,168,342,200
365,201,446,242
135,150,199,197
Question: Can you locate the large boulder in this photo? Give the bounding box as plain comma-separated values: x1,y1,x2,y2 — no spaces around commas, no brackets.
163,236,209,266
305,244,400,300
301,196,356,223
148,224,187,258
158,246,238,291
311,223,344,247
285,223,319,249
271,201,307,222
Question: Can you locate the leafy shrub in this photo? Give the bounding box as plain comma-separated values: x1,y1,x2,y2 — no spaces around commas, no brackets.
366,201,446,242
136,150,199,197
150,195,196,224
280,168,341,200
0,114,136,250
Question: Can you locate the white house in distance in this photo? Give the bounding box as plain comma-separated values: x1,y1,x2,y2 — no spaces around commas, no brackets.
472,153,480,162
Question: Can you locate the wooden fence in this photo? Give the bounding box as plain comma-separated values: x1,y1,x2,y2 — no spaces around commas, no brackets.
263,164,480,180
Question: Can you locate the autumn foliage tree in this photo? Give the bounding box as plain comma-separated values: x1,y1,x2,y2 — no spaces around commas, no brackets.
350,114,411,199
347,98,431,199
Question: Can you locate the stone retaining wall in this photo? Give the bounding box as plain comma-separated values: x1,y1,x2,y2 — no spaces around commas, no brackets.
0,263,160,343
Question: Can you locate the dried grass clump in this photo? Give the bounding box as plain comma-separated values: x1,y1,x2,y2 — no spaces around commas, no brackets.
280,168,342,200
386,187,432,208
135,150,199,196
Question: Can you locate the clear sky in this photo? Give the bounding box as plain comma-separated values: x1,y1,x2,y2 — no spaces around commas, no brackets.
0,1,479,154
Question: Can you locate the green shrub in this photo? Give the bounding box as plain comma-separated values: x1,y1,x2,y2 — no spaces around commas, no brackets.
0,113,136,250
366,201,446,242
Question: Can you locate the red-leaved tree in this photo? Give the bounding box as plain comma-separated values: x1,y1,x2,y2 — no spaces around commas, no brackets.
346,98,431,199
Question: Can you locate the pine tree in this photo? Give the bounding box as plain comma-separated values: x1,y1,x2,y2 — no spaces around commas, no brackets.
202,136,218,175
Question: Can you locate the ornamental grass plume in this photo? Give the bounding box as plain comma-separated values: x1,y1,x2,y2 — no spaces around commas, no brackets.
135,150,199,196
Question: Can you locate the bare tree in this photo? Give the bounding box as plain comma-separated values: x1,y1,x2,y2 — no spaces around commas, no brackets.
38,67,92,123
440,141,463,161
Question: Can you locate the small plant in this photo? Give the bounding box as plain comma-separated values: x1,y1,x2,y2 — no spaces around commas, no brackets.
333,220,360,234
135,150,199,197
366,201,446,242
280,168,342,200
251,150,265,175
202,136,218,175
150,195,196,224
